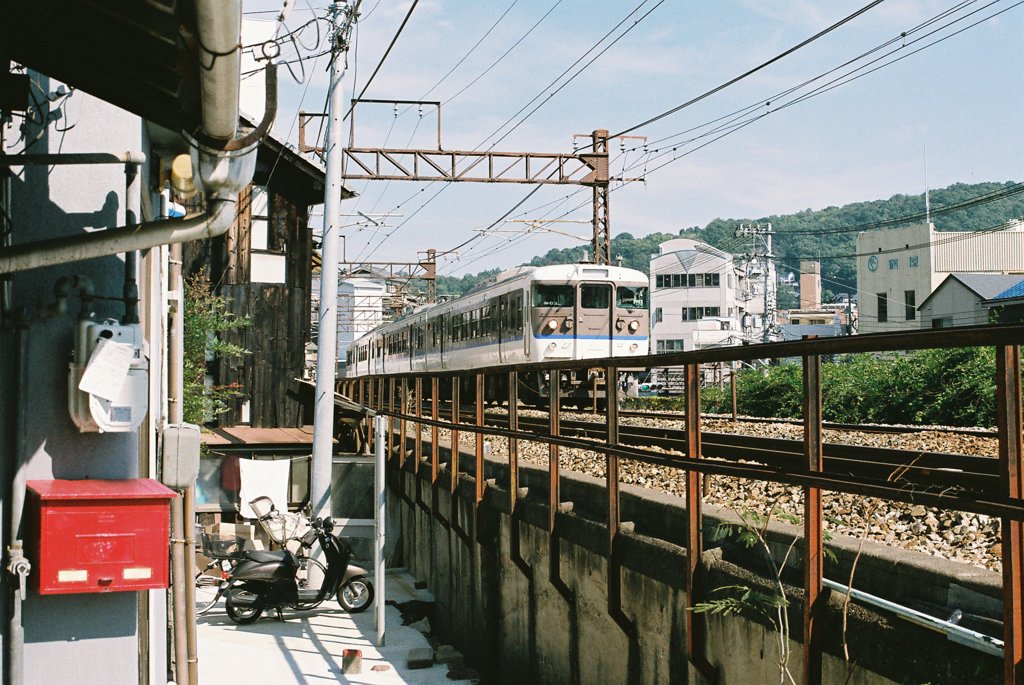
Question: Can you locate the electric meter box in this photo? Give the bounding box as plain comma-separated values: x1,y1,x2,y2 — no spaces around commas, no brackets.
25,479,176,595
68,320,149,433
160,423,201,489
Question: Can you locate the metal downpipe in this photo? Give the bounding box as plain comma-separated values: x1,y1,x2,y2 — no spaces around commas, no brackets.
0,200,236,276
6,315,31,685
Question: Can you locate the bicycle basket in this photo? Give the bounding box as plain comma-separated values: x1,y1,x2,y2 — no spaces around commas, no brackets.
199,530,246,560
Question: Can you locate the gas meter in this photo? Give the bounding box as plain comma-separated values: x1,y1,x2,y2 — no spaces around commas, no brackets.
68,319,149,433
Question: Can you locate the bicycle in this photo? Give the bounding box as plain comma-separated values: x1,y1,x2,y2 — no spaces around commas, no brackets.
195,507,327,616
195,526,246,615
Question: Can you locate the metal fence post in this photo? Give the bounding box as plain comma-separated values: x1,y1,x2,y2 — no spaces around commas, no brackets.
803,352,824,685
997,345,1024,683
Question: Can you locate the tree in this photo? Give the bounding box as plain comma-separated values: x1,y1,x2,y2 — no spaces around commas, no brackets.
183,269,249,425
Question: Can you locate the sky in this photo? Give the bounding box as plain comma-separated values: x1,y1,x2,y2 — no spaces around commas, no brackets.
243,0,1024,277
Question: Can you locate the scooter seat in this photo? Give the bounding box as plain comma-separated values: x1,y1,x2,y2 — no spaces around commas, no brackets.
244,549,297,565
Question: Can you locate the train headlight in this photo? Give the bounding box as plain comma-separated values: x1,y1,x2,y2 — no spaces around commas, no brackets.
547,319,559,331
615,319,625,331
628,320,640,333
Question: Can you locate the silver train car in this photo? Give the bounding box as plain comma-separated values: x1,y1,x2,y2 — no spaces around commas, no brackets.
343,263,650,405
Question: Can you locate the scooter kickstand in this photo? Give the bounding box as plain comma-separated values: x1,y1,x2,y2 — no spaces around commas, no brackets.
275,608,285,621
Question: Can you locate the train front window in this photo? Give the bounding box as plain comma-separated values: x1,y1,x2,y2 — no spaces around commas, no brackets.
533,284,574,307
580,284,611,310
617,286,648,311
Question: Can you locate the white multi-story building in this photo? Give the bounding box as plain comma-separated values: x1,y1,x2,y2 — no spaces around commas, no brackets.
337,277,386,370
856,222,1024,334
649,238,743,351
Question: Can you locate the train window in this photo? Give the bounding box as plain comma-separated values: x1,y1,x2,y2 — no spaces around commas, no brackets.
617,286,648,310
581,284,611,309
470,310,479,338
533,284,574,307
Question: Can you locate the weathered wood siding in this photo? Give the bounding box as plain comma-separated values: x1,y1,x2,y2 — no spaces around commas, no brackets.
184,185,313,428
218,284,308,427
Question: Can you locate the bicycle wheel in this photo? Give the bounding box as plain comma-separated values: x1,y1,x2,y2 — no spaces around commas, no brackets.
195,571,223,615
293,556,327,610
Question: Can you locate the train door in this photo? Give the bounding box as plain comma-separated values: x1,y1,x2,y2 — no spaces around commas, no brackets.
577,282,613,357
439,312,448,369
498,294,510,363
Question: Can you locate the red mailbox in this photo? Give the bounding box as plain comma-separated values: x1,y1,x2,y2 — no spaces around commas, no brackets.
26,479,176,595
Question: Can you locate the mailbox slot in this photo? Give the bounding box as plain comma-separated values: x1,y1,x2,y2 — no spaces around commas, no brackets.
26,479,176,595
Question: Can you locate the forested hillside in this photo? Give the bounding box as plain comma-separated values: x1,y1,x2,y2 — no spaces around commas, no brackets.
436,181,1024,301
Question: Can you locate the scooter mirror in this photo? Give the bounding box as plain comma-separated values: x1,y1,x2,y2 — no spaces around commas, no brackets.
321,516,335,532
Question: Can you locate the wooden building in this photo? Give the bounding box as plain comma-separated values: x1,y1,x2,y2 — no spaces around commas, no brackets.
185,121,353,428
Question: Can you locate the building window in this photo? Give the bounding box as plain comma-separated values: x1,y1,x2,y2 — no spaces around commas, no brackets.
656,272,723,289
654,307,662,323
888,258,898,270
904,290,916,321
657,339,686,352
909,256,919,268
682,307,721,321
877,293,888,323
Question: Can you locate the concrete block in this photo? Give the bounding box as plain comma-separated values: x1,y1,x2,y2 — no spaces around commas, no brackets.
342,649,361,674
407,647,434,669
434,644,463,666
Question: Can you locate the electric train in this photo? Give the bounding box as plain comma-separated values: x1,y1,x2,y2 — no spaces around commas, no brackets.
342,263,650,405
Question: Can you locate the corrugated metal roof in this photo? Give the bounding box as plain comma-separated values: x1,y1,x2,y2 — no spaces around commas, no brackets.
992,279,1024,300
951,273,1024,299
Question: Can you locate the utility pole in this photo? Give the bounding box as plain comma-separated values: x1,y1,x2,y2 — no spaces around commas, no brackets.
312,1,358,525
736,222,776,344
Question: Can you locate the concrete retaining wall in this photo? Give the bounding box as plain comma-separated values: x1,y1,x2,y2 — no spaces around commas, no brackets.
391,442,1003,684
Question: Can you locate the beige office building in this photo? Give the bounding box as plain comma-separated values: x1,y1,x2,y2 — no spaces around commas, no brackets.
856,222,1024,334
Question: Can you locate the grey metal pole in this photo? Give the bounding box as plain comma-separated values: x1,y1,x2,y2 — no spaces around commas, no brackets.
311,3,354,525
375,415,386,647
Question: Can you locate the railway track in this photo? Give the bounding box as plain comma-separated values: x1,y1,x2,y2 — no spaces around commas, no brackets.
402,401,997,499
617,409,996,437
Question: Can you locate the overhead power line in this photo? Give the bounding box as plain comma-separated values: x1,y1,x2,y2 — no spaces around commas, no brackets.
609,0,887,139
345,0,420,119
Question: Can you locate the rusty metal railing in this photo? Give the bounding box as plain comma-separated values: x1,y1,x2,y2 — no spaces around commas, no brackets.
339,324,1024,685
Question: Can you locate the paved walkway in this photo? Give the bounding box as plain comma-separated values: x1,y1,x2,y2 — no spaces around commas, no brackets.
197,572,474,685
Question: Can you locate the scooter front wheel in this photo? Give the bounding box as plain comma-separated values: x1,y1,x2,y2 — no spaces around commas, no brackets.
337,576,374,613
225,587,264,624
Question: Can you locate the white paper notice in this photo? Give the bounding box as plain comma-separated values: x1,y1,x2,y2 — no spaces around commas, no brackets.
78,338,134,401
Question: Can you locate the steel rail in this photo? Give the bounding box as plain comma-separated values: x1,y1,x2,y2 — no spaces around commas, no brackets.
401,408,999,494
345,324,1024,380
618,410,997,438
386,408,1024,520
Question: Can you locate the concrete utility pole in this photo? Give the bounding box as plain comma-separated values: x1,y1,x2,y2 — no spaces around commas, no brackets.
312,1,358,524
736,222,776,344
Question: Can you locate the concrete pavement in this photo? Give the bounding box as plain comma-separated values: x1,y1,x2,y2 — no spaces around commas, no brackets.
196,571,475,685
